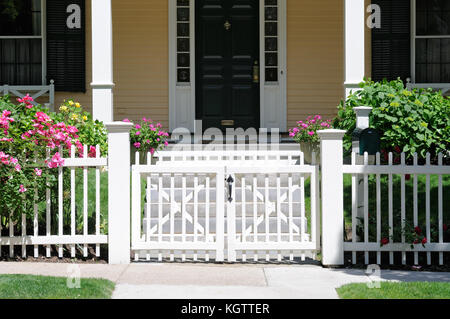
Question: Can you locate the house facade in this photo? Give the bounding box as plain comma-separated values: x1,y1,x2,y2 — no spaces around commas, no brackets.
0,0,448,133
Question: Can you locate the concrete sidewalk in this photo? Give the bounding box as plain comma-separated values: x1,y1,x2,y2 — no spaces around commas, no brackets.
0,262,449,299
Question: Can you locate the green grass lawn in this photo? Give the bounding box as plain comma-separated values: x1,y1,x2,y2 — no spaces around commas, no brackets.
337,282,450,299
0,275,115,299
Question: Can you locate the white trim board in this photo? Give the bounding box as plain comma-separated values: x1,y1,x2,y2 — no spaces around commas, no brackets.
168,0,287,133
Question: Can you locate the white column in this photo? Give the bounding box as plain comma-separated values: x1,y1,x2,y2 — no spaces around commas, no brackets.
106,122,133,264
318,129,347,266
92,0,114,122
344,0,366,97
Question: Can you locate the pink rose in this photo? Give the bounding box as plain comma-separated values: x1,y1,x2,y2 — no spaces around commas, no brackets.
134,142,141,148
19,185,27,193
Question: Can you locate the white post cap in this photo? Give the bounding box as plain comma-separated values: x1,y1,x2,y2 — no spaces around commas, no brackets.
317,129,347,140
354,106,373,130
105,122,134,133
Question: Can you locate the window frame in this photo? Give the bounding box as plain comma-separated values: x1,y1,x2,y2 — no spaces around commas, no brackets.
411,0,450,85
0,0,47,85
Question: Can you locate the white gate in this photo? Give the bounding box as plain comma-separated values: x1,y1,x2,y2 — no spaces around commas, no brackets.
131,149,320,262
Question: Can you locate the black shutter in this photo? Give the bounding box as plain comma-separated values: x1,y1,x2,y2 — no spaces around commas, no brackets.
46,0,85,92
371,0,411,82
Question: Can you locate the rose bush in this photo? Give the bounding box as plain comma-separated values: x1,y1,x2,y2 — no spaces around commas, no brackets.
0,95,107,225
56,99,108,157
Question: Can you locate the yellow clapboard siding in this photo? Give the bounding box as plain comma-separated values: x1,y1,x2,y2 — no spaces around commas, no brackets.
286,0,345,129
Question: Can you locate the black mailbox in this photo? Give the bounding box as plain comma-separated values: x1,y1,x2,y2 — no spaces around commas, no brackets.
352,128,381,156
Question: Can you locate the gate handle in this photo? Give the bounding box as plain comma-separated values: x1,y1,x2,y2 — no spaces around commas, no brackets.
226,175,234,202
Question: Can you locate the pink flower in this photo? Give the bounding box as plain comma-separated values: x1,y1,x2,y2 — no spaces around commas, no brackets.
17,94,34,108
164,141,169,147
35,168,42,177
66,126,78,134
134,142,141,148
19,185,27,193
123,118,131,123
0,152,10,165
135,131,141,136
150,148,155,155
88,146,97,158
135,124,141,129
14,164,21,172
35,112,51,123
308,131,315,136
46,152,65,169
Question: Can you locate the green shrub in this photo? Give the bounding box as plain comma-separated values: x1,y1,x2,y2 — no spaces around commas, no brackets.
333,78,450,161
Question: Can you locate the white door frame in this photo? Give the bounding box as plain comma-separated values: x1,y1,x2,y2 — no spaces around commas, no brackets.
168,0,287,132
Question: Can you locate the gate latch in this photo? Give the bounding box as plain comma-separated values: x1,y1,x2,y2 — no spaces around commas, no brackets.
226,175,234,202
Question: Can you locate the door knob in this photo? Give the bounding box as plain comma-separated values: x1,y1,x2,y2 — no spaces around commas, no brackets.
224,20,231,31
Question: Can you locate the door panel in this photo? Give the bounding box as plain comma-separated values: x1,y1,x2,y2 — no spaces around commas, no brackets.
196,0,260,131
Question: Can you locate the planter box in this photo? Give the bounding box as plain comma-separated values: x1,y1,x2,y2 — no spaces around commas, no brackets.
130,146,156,165
300,142,320,165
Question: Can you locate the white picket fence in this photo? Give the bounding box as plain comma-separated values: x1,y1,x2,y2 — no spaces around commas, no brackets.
344,152,450,266
1,123,448,266
131,149,320,262
0,145,107,259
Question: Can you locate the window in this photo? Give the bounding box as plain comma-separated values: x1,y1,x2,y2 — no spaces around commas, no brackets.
0,0,45,85
176,0,190,83
264,0,278,83
414,0,450,83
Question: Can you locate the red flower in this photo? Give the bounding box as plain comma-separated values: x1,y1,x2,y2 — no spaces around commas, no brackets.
444,224,448,232
394,146,401,153
414,226,422,235
413,239,420,245
422,237,428,245
405,174,411,181
381,238,389,246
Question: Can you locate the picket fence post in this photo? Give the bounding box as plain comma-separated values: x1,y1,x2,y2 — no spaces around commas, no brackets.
318,129,347,266
106,122,134,264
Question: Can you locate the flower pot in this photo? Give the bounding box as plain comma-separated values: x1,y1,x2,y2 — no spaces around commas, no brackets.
299,142,320,165
131,146,155,165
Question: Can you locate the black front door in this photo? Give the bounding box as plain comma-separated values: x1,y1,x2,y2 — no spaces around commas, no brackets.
196,0,260,131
